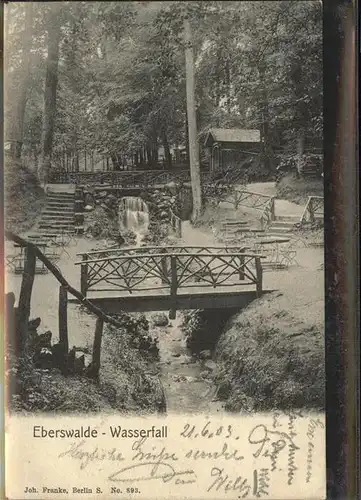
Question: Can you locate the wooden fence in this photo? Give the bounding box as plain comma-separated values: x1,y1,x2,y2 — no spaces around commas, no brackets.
49,170,191,186
300,196,324,223
76,249,264,299
202,185,275,228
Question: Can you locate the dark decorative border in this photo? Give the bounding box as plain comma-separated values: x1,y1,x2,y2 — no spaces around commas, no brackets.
324,1,359,498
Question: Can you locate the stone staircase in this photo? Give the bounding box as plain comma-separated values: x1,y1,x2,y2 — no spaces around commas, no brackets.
265,215,301,238
38,190,76,234
218,220,265,243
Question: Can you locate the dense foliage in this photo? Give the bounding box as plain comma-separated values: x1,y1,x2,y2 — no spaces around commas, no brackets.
5,1,322,175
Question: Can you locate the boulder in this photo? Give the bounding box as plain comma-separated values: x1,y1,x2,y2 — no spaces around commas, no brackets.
199,349,212,360
204,359,217,371
215,380,231,401
74,354,85,375
33,347,53,370
151,313,169,327
51,342,67,372
84,193,94,206
35,330,52,350
84,204,94,211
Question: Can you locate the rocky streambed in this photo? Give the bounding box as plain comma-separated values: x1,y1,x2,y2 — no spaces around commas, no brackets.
149,312,224,414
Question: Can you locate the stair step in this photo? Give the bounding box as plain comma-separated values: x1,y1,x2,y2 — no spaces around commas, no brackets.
271,221,298,228
41,216,74,222
265,232,295,239
235,228,265,233
267,227,294,233
275,215,301,221
222,221,249,226
43,209,74,215
221,226,251,233
47,197,74,203
39,223,75,229
47,192,74,197
46,202,74,208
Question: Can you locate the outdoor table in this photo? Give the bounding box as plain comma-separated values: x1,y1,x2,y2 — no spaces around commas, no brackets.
253,237,296,268
13,242,49,274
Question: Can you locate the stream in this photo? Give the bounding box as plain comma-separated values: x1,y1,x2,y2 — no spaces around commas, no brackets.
118,196,223,414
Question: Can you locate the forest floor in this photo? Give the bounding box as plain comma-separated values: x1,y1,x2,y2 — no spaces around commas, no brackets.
4,157,46,232
276,173,324,205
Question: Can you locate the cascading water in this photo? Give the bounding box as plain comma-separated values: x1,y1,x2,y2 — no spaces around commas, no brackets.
118,197,150,246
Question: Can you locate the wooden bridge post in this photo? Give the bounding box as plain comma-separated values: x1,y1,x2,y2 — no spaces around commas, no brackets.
255,257,263,297
169,255,178,319
308,197,315,223
5,292,16,353
270,197,276,221
16,246,36,352
90,317,104,379
160,248,169,284
58,286,69,354
80,254,89,296
238,255,245,280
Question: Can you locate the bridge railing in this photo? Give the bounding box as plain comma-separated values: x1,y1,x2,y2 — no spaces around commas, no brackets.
76,250,264,299
300,196,324,223
77,244,249,260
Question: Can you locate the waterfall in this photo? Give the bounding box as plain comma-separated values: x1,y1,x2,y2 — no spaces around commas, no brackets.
118,197,149,246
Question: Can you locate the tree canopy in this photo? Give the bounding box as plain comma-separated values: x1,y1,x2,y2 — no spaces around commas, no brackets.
4,1,322,173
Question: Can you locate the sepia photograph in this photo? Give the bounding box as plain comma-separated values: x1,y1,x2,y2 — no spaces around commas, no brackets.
3,1,329,498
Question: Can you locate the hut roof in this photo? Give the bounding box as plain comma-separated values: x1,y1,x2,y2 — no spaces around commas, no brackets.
204,128,261,147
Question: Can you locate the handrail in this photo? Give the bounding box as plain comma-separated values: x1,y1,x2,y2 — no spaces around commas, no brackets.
5,230,126,330
259,196,276,229
233,188,273,200
75,251,266,265
300,196,324,223
77,244,249,257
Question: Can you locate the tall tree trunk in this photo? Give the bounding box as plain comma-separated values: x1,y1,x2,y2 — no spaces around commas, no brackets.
38,12,61,185
152,141,158,167
291,63,308,175
10,2,34,158
184,18,202,220
146,146,152,169
259,62,275,172
185,115,190,165
162,129,172,169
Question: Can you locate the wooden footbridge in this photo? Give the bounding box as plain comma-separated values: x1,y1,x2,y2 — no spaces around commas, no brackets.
74,245,266,318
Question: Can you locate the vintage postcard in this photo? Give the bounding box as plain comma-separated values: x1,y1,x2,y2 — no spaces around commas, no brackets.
2,1,333,499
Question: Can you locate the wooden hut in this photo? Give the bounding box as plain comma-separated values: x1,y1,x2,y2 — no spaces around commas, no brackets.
204,128,262,173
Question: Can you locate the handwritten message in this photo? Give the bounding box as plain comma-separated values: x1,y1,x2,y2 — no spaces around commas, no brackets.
6,413,326,499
